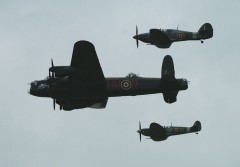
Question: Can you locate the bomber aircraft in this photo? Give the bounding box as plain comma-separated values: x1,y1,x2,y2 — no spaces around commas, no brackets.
137,121,201,142
133,23,213,48
29,41,188,111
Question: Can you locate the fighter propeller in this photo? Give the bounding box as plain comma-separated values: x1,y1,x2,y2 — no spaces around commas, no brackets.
137,121,142,142
134,26,139,48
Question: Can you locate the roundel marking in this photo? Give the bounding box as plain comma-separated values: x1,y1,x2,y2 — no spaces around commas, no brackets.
121,80,131,90
177,32,185,40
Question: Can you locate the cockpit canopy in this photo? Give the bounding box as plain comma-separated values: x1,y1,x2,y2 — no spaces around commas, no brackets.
125,73,141,78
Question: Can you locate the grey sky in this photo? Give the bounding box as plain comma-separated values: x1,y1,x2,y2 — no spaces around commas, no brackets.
0,0,239,166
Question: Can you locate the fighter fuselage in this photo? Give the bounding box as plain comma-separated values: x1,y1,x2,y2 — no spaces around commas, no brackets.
134,23,213,48
138,121,202,142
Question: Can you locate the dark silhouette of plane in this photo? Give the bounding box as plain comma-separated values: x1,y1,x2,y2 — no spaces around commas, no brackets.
133,23,213,48
137,121,201,142
29,41,188,111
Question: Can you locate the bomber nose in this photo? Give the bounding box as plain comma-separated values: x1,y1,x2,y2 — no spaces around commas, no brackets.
28,85,33,95
31,81,37,87
29,84,34,94
133,35,137,39
29,81,37,95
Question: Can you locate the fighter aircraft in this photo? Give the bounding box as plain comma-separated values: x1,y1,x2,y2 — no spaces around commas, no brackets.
137,121,201,142
133,23,213,48
29,41,188,111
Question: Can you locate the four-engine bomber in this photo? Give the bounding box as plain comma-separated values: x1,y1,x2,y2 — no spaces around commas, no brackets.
29,41,188,111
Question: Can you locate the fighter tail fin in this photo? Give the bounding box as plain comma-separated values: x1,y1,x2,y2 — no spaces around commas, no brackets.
190,121,202,132
198,23,213,39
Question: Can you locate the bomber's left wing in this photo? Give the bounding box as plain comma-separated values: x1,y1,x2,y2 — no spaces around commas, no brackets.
58,97,108,111
89,98,108,109
150,29,171,45
69,41,105,83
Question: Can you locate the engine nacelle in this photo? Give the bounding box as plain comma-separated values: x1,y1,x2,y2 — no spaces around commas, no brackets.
49,66,84,78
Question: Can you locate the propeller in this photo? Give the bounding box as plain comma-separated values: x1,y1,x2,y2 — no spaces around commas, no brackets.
133,25,139,48
137,121,142,142
136,26,139,48
49,59,56,111
51,58,54,68
53,98,56,110
49,59,55,79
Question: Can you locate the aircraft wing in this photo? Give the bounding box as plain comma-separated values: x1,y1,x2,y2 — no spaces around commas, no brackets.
150,29,171,45
163,91,178,103
149,123,167,141
89,98,108,109
57,97,108,111
70,41,105,83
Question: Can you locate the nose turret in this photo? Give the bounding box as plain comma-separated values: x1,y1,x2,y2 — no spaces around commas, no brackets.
28,80,50,97
29,81,38,95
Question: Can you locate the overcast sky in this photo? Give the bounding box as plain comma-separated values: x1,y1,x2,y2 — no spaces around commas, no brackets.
0,0,239,166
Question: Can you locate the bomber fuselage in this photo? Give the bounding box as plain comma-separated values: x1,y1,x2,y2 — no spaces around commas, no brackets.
29,76,188,99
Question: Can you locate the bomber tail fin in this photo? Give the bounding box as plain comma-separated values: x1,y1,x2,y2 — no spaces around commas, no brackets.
161,55,175,79
161,55,178,104
198,23,213,39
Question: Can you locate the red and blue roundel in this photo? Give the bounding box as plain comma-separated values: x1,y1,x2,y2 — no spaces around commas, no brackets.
121,80,131,90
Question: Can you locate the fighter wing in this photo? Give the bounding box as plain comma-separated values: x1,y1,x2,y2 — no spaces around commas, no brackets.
150,29,171,45
149,123,167,141
70,41,105,82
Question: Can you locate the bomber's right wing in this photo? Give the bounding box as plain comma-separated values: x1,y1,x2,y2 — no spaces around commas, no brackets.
69,41,105,84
